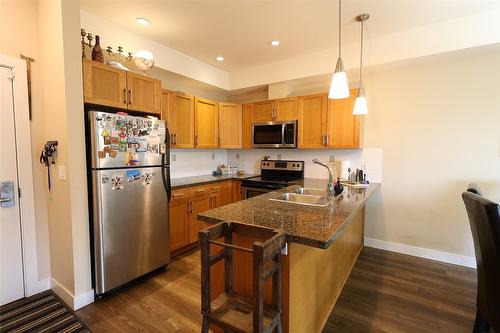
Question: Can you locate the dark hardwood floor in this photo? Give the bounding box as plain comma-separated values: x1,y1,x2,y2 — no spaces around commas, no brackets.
76,247,477,333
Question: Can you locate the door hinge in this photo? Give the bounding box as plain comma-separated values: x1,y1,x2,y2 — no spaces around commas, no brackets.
8,69,15,80
18,187,21,198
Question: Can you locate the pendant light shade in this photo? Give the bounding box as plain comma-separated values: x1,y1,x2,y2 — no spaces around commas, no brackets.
354,13,370,115
329,58,350,99
353,83,368,115
329,0,349,100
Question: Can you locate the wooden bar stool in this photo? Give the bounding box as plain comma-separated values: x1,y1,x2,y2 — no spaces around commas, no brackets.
199,222,286,333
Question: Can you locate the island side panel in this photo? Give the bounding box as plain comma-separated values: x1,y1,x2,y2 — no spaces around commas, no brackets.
209,233,290,332
288,206,365,333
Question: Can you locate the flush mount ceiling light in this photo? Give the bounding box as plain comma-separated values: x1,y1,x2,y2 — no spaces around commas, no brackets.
270,40,280,46
134,50,154,71
215,56,224,61
136,17,150,26
328,0,350,100
353,13,370,115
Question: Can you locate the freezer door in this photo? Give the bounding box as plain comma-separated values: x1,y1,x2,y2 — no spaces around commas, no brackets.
92,166,170,294
89,111,167,169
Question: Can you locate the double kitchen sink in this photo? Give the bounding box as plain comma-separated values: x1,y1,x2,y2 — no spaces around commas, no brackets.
270,188,331,207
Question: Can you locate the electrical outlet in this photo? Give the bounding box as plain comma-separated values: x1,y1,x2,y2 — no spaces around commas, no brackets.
171,154,176,162
236,154,240,160
212,153,216,160
330,156,335,162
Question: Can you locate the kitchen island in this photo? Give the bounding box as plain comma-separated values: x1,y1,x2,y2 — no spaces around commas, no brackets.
198,179,380,333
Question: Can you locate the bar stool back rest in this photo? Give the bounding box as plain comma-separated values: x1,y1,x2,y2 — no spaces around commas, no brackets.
199,222,286,333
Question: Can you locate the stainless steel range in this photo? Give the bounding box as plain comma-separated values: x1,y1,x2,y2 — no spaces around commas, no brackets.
241,160,304,199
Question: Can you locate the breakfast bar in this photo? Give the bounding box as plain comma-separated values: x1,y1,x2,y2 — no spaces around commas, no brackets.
198,180,380,333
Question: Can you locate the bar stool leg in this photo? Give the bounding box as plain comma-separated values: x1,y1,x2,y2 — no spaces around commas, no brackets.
276,318,283,333
201,316,209,333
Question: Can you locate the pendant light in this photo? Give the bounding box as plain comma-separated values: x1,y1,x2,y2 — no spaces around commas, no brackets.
329,0,350,99
353,13,370,115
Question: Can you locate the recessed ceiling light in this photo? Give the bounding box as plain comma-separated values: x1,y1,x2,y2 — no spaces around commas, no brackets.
270,40,280,46
215,56,224,62
136,17,150,26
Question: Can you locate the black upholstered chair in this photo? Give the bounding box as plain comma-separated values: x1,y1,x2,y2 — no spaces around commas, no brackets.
462,184,500,333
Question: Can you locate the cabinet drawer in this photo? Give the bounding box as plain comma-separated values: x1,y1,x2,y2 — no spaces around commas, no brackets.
170,189,190,202
189,185,210,197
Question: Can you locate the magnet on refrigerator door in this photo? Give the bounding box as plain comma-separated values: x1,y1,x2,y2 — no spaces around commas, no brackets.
111,173,124,190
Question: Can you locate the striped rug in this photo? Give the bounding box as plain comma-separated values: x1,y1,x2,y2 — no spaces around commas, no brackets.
0,290,89,333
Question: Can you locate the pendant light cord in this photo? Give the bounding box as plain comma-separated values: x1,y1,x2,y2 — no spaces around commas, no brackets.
338,0,342,58
359,19,364,84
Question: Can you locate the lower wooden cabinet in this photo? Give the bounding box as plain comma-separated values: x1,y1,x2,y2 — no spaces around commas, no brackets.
169,180,241,255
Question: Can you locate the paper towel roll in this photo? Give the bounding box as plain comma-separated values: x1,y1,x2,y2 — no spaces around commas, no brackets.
340,160,350,180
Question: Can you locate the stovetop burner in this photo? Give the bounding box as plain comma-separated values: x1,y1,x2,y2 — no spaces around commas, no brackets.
241,160,304,190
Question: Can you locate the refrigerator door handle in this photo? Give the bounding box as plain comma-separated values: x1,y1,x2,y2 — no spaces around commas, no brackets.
162,126,171,202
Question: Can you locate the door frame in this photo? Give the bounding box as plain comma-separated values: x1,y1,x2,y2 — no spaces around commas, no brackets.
0,55,39,298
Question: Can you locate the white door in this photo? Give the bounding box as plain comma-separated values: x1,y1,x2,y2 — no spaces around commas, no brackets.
0,65,25,305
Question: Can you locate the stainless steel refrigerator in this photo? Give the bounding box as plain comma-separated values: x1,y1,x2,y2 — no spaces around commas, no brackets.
87,110,171,295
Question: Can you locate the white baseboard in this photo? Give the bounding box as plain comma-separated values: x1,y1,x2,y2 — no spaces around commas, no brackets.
37,278,52,293
364,237,477,269
50,278,95,310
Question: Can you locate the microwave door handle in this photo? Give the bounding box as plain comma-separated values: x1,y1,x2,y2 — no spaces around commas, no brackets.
281,124,286,145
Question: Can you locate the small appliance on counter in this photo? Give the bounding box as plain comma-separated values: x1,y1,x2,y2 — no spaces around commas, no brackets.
241,160,304,198
86,110,171,296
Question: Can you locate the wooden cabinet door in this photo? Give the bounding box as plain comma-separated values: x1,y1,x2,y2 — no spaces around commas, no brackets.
161,89,172,127
231,181,242,202
326,88,360,149
169,199,190,251
253,100,274,122
275,97,298,121
298,93,327,149
220,181,233,206
218,102,242,148
242,103,254,149
194,97,219,148
210,185,222,208
171,93,195,148
189,195,211,243
126,72,162,114
83,59,127,109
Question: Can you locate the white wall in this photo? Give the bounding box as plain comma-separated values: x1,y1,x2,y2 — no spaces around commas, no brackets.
170,149,228,179
227,149,382,183
362,49,500,258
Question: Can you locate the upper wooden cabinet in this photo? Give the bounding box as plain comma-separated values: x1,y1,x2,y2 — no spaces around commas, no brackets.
252,98,298,122
275,97,298,121
126,72,162,114
298,93,328,149
161,89,171,126
194,97,219,148
218,102,242,149
297,90,360,149
83,59,127,109
242,103,254,149
170,92,195,148
327,89,360,149
253,100,274,122
83,59,162,115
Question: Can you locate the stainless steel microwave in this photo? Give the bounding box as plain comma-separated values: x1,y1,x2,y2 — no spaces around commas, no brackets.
252,121,297,148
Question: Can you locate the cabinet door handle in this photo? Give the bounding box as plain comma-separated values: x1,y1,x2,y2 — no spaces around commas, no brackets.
195,135,198,146
128,89,132,104
173,193,183,198
195,189,206,193
123,89,127,104
187,201,191,214
189,201,193,214
325,135,329,145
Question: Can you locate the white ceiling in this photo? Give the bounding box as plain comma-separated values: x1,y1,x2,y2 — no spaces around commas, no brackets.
80,1,499,71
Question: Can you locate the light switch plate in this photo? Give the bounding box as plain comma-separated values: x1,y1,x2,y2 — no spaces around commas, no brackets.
212,153,216,160
58,166,66,181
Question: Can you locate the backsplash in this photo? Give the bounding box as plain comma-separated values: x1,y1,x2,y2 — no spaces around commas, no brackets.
169,148,382,183
228,149,382,183
170,149,228,179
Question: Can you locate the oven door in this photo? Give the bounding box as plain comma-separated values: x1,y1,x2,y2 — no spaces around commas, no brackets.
252,121,296,148
242,186,272,199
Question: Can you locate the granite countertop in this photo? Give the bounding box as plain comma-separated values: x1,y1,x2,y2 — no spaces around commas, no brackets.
197,179,380,249
171,174,259,189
